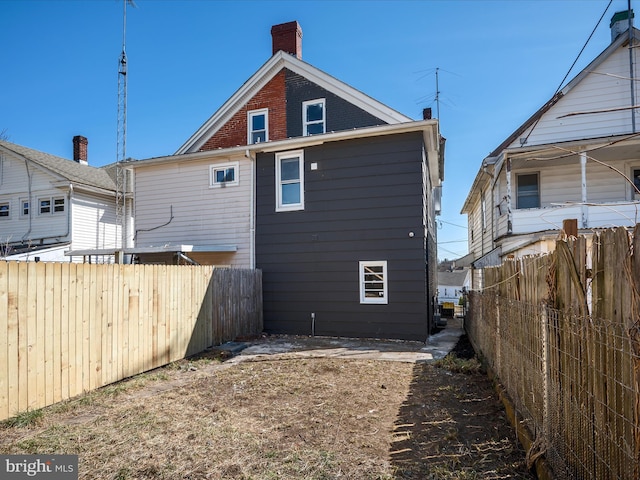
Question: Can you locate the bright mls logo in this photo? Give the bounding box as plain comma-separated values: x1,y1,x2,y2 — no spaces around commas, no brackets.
1,455,78,479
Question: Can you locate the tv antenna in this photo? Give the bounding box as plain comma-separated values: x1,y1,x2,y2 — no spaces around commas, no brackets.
116,0,135,255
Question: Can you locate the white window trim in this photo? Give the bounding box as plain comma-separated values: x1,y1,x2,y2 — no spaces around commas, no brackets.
248,108,269,145
275,150,304,212
632,166,640,199
515,172,540,209
38,196,65,215
209,161,239,188
20,198,29,218
359,260,388,305
0,201,10,219
302,98,325,136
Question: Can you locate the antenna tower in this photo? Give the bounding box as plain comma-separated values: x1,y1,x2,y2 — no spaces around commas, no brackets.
435,67,440,120
116,0,133,252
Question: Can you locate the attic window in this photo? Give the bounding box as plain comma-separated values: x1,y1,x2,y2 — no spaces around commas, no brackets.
303,99,325,136
248,109,268,144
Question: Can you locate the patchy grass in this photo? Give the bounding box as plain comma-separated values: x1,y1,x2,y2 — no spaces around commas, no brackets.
1,408,44,428
433,352,483,374
0,343,532,480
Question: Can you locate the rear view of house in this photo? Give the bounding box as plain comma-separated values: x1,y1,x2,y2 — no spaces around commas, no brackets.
131,21,445,340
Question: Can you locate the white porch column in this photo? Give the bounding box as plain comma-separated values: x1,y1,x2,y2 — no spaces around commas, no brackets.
506,155,513,235
580,151,588,228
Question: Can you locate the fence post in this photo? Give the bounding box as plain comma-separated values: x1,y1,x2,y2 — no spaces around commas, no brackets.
541,302,550,441
495,292,501,375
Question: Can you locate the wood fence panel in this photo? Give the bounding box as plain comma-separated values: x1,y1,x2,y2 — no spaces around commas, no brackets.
0,262,262,421
0,262,7,420
468,225,640,479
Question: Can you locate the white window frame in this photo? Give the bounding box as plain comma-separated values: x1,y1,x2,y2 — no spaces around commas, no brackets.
20,198,29,217
302,98,325,136
516,172,540,209
248,108,269,144
209,162,239,188
275,150,304,212
359,261,388,304
0,201,9,219
38,196,65,215
632,166,640,199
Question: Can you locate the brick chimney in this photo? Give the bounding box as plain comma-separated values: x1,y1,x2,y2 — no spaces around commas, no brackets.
271,21,302,59
73,135,88,165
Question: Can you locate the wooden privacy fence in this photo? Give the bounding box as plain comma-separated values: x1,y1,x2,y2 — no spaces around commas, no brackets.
0,262,263,422
466,225,640,479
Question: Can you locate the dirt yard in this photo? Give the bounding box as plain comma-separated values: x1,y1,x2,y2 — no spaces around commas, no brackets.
0,335,534,479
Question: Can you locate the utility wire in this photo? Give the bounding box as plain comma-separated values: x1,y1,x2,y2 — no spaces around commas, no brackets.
521,0,614,145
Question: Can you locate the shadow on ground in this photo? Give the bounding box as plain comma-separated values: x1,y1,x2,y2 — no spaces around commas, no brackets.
389,334,535,479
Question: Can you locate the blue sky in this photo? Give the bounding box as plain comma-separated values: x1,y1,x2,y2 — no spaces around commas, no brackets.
1,0,633,260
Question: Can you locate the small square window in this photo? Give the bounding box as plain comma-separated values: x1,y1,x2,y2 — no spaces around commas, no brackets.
0,203,9,218
359,261,388,304
210,162,239,187
303,99,325,136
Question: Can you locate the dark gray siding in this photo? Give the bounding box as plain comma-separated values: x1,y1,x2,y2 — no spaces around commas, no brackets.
285,69,387,137
255,132,431,341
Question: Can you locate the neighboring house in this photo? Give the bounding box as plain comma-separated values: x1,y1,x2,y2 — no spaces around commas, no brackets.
462,10,640,289
437,269,470,317
131,21,445,340
0,137,124,262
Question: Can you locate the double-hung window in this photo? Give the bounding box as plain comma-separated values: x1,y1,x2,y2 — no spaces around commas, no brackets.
38,196,65,215
210,162,239,188
516,173,540,209
359,261,388,304
275,150,304,211
20,199,29,217
248,109,268,144
303,99,325,136
0,202,9,218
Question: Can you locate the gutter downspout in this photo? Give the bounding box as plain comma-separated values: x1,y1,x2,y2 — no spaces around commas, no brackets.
21,158,33,242
246,149,256,269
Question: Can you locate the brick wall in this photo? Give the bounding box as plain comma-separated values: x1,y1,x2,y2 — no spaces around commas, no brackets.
199,71,287,151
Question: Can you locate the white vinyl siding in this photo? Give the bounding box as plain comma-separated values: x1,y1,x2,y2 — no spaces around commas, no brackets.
70,191,120,251
359,261,388,304
511,47,637,148
275,150,304,212
133,155,252,267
